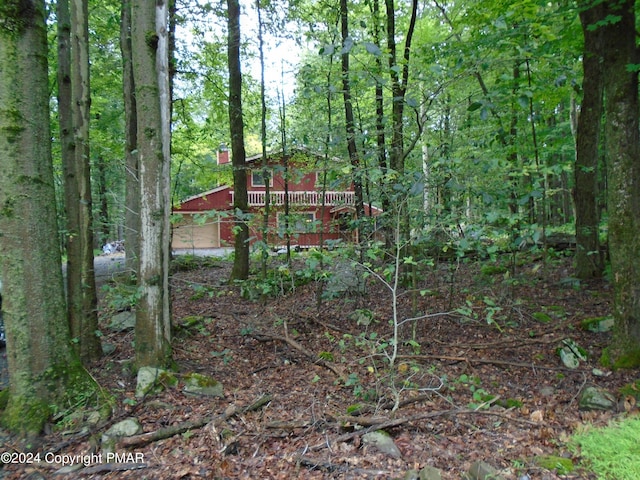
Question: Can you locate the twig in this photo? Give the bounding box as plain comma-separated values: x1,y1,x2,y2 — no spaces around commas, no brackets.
76,462,148,475
311,407,540,451
250,331,347,382
395,353,591,373
297,455,390,476
118,394,272,448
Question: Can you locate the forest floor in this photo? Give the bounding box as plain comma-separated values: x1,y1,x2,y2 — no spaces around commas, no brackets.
3,250,639,479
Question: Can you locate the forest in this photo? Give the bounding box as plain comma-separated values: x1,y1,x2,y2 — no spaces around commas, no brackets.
0,0,640,478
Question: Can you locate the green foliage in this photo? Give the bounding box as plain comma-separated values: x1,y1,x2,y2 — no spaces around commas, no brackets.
532,455,574,475
612,349,640,370
455,296,506,331
450,374,496,410
101,275,141,312
480,264,508,276
571,416,640,479
171,253,220,272
619,380,640,401
238,251,327,299
175,316,214,337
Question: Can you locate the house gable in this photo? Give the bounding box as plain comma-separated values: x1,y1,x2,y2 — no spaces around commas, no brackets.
174,185,232,212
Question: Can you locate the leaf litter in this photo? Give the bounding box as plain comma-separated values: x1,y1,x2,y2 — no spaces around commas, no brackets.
2,253,637,479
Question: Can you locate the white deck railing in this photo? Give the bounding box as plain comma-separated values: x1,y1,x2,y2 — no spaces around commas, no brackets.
231,190,355,207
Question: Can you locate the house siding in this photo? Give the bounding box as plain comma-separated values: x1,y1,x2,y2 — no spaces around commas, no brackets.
171,150,379,250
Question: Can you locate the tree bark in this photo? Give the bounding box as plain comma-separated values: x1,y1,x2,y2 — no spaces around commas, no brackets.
0,0,99,434
601,0,640,366
228,0,250,280
256,0,272,276
385,0,417,177
63,0,101,362
121,0,140,275
574,1,605,279
131,0,172,367
340,0,365,231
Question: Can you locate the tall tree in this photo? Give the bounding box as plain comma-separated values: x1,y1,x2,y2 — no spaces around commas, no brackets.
228,0,250,280
385,0,417,177
0,0,101,434
574,1,605,279
58,0,102,362
339,0,365,227
601,0,640,366
256,0,271,278
131,0,172,367
121,0,140,275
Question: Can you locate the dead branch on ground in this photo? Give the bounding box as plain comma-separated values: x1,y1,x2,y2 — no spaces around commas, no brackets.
249,331,347,382
118,394,272,449
310,407,540,452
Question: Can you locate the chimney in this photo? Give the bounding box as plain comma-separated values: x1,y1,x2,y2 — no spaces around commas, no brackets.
217,145,230,165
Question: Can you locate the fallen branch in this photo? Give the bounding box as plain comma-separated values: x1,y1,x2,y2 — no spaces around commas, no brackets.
396,354,591,373
297,455,390,476
311,407,540,451
118,394,272,449
250,331,347,382
76,462,148,475
345,392,440,417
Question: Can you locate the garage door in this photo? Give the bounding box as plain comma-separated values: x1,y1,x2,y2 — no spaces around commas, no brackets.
172,214,220,249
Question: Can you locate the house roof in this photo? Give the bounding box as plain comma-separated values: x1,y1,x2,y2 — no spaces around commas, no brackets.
174,185,232,212
179,185,230,204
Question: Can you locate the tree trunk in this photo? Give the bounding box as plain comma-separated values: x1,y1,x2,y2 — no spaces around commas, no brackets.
228,0,250,281
340,0,365,231
602,0,640,366
63,0,101,362
384,0,417,247
121,0,140,275
96,157,111,245
368,0,391,246
574,1,605,279
257,0,270,278
0,0,100,434
131,0,172,367
385,0,417,177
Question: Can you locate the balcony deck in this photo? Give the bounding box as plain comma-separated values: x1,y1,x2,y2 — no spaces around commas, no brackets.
231,191,355,207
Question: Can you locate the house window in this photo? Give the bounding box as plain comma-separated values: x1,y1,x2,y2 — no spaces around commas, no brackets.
251,169,272,187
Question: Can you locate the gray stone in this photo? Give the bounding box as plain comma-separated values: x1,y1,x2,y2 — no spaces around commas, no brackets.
581,316,614,333
325,259,366,297
579,386,616,411
419,466,443,480
86,410,102,426
101,342,116,355
183,372,224,398
361,430,402,458
104,418,143,438
135,366,177,398
108,310,135,331
101,417,142,454
404,470,421,480
464,461,505,480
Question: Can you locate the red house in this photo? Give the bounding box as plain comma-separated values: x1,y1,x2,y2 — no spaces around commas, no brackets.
171,148,381,250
